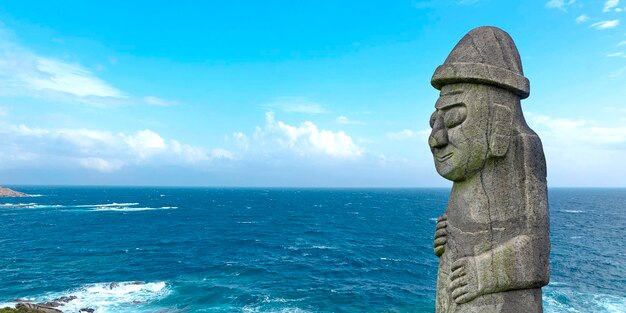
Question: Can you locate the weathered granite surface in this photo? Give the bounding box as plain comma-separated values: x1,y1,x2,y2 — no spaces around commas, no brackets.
0,187,30,197
428,26,550,312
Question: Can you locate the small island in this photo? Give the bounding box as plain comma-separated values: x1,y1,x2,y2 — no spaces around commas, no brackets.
0,187,31,197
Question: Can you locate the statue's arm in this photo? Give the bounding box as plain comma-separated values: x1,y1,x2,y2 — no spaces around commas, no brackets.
450,234,550,304
474,234,550,292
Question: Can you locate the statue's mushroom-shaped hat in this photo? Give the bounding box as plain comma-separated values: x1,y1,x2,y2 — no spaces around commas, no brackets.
431,26,530,99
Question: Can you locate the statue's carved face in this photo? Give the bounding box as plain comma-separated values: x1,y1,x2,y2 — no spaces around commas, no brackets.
428,83,491,181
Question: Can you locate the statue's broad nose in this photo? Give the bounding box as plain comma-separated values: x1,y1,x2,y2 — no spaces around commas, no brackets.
429,127,448,149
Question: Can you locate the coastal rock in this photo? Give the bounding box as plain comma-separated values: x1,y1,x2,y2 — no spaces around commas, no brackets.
15,303,63,313
0,187,30,197
428,26,550,312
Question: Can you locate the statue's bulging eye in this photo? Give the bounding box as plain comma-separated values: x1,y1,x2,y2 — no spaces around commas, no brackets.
430,112,437,128
444,105,467,128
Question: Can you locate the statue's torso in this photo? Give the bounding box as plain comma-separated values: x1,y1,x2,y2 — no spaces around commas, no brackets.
436,192,542,313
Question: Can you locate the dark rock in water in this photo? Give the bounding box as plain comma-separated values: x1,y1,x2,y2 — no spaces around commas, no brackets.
15,302,63,313
0,187,30,197
35,302,60,308
51,296,77,303
79,308,95,313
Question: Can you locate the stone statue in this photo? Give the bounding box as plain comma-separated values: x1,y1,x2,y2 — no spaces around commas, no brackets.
428,26,550,312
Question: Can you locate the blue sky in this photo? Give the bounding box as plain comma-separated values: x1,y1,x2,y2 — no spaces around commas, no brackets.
0,0,624,187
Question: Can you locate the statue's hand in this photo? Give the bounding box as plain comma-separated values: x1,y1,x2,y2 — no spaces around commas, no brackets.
433,214,447,257
450,257,480,304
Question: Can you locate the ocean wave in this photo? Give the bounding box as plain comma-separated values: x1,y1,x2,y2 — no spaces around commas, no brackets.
543,286,626,313
92,206,176,212
0,202,177,212
0,203,38,209
242,307,311,313
75,203,140,208
0,203,66,209
1,281,170,313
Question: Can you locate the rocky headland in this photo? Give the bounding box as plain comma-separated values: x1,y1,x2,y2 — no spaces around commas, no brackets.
0,187,30,197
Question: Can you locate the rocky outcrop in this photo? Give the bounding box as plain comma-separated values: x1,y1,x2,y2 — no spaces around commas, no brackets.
0,187,30,197
15,303,62,313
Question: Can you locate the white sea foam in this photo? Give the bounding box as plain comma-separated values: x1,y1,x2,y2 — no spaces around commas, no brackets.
242,304,311,313
75,203,140,208
92,206,175,212
311,245,335,250
543,287,626,313
0,202,39,209
562,210,584,213
1,281,170,313
0,201,179,212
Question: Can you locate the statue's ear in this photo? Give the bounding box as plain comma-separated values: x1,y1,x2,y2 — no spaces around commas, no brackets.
489,103,512,157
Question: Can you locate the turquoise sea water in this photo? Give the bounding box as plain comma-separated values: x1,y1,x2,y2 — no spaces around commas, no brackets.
0,187,624,312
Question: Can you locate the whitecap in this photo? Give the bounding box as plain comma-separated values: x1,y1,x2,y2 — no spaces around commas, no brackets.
0,203,65,209
543,286,626,313
75,203,140,208
562,210,584,213
92,207,157,212
1,281,170,313
311,245,335,250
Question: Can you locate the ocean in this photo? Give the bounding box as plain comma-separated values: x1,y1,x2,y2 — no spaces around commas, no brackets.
0,187,624,313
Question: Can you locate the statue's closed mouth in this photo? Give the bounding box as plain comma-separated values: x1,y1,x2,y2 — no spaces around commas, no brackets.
436,152,453,162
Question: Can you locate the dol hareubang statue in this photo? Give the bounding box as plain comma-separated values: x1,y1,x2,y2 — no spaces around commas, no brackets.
428,26,550,312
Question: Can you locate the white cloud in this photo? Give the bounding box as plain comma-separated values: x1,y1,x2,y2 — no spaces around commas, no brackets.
210,148,235,160
79,157,124,172
227,131,250,150
245,111,362,158
263,97,330,114
0,22,175,106
143,96,178,106
609,66,626,77
618,40,626,46
604,0,620,12
576,14,590,24
122,129,167,158
525,112,626,146
22,57,125,98
387,129,430,141
525,111,626,186
546,0,575,10
589,20,620,29
0,123,231,172
607,52,626,57
336,115,365,125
